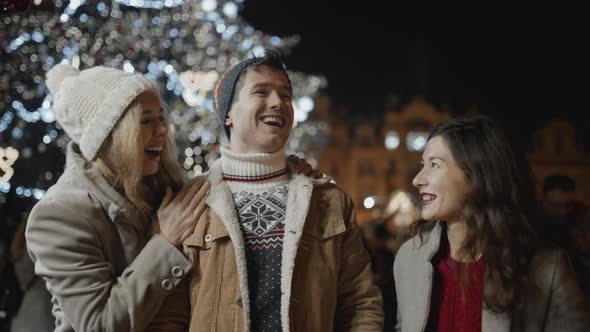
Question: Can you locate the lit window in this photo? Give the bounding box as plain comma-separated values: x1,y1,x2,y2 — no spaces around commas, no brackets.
363,196,375,209
385,131,400,150
407,132,429,151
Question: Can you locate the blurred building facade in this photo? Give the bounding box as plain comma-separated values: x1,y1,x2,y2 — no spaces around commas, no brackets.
528,119,590,204
307,96,450,226
306,96,590,225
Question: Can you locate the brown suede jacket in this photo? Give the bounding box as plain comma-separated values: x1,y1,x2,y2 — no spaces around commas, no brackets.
163,160,384,331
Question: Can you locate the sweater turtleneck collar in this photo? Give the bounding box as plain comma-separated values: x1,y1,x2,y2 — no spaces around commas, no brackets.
220,145,289,191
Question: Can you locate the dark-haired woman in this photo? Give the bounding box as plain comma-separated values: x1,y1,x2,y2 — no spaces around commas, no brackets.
394,115,590,332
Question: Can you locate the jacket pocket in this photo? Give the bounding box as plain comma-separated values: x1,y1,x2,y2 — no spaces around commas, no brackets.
184,211,230,250
303,200,347,240
292,218,342,330
297,212,347,280
298,199,347,258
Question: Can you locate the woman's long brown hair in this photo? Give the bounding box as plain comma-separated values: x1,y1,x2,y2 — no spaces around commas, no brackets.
412,115,538,313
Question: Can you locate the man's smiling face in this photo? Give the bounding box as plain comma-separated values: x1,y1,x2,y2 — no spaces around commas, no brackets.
226,65,294,153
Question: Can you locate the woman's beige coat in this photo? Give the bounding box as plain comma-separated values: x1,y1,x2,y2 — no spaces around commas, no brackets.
26,143,192,332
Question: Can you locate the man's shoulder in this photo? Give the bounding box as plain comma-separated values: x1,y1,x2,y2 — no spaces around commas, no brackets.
310,180,352,205
311,180,342,193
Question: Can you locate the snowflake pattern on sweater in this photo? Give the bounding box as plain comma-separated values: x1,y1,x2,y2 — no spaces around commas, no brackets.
234,186,288,331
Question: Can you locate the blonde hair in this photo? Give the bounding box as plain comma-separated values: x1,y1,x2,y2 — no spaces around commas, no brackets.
95,93,184,218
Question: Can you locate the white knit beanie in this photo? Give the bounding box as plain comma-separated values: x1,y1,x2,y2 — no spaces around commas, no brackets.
46,64,159,161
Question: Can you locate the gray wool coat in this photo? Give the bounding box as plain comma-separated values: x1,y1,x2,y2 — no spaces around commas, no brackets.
25,143,192,332
393,222,590,332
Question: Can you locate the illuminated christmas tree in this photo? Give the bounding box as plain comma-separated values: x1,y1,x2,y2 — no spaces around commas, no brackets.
0,0,327,230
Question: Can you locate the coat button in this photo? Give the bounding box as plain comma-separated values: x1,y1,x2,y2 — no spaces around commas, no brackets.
171,266,184,278
235,296,243,307
161,279,173,291
204,234,212,243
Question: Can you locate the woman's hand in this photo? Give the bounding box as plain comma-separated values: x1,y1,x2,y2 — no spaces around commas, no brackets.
157,178,210,248
287,155,323,178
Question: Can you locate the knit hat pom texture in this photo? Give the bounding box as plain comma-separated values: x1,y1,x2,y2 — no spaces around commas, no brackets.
46,64,159,161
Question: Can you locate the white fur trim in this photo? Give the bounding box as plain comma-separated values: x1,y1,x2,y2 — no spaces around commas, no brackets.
280,174,314,331
206,160,252,331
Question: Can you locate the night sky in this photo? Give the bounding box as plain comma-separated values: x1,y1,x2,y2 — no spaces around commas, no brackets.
242,1,589,151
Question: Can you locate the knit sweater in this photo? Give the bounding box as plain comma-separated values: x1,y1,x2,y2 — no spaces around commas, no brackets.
220,146,289,331
428,234,485,332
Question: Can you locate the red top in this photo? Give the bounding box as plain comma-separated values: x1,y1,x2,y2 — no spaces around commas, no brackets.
427,236,485,332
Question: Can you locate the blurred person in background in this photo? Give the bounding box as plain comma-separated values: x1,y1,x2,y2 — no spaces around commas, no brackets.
539,174,590,296
363,222,396,331
8,216,53,332
0,230,22,331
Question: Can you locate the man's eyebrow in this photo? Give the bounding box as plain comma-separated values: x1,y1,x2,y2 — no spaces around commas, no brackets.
250,82,271,88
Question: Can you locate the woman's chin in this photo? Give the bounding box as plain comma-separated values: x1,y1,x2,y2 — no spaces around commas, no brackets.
142,158,161,176
142,166,159,177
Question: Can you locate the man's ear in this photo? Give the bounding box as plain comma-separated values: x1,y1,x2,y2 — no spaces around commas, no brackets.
225,110,233,127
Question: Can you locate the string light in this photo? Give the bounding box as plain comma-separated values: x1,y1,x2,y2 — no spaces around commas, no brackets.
0,146,19,182
1,0,328,210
